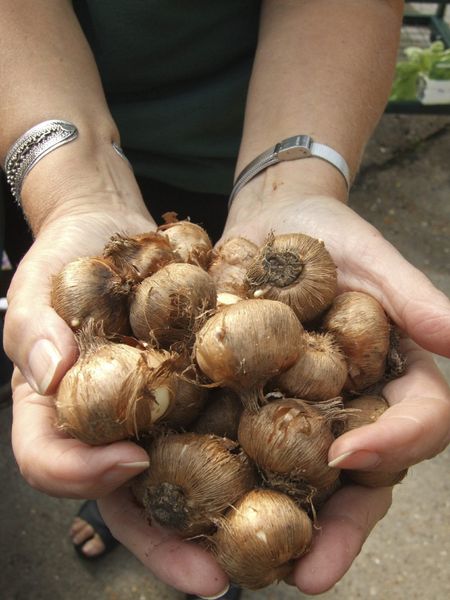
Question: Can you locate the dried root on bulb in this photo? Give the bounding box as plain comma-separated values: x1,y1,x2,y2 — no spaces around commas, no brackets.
51,256,134,334
246,233,337,323
132,433,257,537
194,299,305,411
211,489,312,590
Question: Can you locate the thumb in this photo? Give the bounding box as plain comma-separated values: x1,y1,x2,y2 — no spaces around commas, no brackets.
342,230,450,358
4,236,79,395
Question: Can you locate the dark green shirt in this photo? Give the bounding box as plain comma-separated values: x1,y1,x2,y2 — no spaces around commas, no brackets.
74,0,261,194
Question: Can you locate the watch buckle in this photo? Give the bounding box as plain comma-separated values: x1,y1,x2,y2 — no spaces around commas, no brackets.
276,135,312,161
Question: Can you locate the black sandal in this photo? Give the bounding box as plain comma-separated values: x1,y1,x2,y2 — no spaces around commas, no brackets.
185,585,241,600
73,500,119,560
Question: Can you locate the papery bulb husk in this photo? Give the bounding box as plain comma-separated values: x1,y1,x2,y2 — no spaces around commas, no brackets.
274,331,348,401
342,469,407,488
194,299,305,411
193,388,243,441
238,398,340,495
129,263,217,348
321,291,390,391
161,375,209,430
55,331,178,445
246,233,337,323
132,433,257,537
51,256,133,334
158,217,212,270
208,237,258,297
340,394,408,487
103,231,178,279
211,489,312,590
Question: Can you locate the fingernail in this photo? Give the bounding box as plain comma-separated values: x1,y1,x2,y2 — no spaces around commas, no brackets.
328,450,381,469
28,339,63,394
102,461,150,485
199,585,230,600
116,461,150,470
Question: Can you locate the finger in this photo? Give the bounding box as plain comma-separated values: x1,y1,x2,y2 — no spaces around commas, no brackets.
98,487,229,597
11,369,150,498
3,211,153,395
289,484,392,595
4,230,88,395
340,227,450,358
329,340,450,472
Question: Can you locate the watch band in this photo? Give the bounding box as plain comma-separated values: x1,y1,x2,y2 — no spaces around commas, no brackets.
228,135,350,208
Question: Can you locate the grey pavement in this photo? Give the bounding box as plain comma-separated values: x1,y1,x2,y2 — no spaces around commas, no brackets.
1,112,450,600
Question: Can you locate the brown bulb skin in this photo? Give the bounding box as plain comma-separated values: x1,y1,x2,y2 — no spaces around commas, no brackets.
274,331,348,401
194,299,305,411
193,388,243,441
341,395,408,487
129,262,217,348
132,433,257,537
55,336,176,445
51,256,133,334
208,237,258,297
238,398,341,497
212,489,312,590
246,233,337,323
322,291,390,391
157,219,212,270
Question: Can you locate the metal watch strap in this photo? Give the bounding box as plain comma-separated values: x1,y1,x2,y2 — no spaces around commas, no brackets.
228,135,350,208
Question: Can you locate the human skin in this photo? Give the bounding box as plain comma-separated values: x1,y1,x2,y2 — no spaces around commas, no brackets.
2,0,450,597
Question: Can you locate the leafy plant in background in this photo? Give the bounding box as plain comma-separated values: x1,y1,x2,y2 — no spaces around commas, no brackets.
390,40,450,101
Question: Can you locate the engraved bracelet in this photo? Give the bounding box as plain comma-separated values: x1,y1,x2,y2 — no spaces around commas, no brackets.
3,119,131,205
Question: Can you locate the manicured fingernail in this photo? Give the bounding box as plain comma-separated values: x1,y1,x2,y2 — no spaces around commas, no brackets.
328,450,381,469
199,585,230,600
28,339,63,394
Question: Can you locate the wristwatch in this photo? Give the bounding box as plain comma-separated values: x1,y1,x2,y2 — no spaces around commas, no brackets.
228,135,350,208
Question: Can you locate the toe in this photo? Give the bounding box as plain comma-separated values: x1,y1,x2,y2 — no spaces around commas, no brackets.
71,522,95,545
81,533,106,557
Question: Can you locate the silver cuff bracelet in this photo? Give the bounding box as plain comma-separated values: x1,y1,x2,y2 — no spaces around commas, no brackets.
3,120,79,204
3,120,131,205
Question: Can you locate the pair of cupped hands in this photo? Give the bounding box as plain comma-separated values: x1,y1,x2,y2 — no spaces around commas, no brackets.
5,188,450,598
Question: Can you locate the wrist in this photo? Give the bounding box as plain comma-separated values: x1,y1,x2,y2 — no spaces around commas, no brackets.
19,132,151,234
230,157,349,212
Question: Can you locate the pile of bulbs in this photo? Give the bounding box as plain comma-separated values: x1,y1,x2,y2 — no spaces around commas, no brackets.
52,215,406,590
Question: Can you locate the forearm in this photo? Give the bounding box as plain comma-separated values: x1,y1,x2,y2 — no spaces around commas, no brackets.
236,0,403,201
0,0,151,233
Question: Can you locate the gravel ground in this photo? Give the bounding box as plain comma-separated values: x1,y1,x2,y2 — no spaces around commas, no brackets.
1,112,449,600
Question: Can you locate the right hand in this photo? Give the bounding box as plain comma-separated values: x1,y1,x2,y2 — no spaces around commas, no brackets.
4,208,158,497
5,207,233,597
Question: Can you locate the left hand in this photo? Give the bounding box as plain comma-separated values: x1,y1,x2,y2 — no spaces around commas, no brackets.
220,187,450,593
